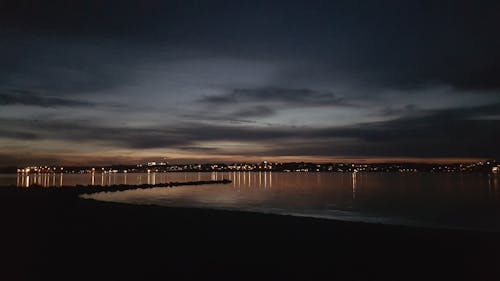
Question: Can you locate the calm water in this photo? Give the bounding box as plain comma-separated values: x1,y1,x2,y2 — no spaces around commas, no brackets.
3,172,500,231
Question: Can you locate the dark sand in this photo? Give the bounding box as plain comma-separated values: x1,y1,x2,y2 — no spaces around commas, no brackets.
1,186,499,281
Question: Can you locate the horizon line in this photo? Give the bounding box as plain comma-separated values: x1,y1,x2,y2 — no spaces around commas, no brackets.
2,156,495,168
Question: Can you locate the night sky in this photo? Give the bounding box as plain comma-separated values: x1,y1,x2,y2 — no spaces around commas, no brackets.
1,0,500,165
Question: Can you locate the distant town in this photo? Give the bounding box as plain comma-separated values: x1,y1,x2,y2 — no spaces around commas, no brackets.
7,159,500,174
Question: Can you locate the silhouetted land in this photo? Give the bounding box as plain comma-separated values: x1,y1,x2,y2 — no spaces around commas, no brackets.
6,159,499,174
1,184,499,281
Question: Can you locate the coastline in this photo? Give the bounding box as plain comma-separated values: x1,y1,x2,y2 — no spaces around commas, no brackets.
85,194,500,234
1,186,499,280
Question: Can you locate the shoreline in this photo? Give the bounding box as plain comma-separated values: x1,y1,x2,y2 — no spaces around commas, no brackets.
1,184,500,280
83,194,500,234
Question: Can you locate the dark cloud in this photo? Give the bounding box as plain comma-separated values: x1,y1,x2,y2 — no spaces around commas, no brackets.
0,89,94,107
1,102,500,159
0,118,295,149
200,87,348,107
3,1,500,93
181,114,257,124
379,104,420,117
176,147,221,153
190,89,337,124
0,130,39,140
236,106,276,117
0,37,145,97
311,103,500,157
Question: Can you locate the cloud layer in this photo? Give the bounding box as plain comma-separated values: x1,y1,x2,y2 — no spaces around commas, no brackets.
0,90,94,107
1,0,500,165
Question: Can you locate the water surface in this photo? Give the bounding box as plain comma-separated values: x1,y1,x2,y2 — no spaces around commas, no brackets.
78,172,500,232
3,172,500,231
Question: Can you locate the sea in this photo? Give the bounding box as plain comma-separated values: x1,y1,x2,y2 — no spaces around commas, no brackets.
1,172,499,231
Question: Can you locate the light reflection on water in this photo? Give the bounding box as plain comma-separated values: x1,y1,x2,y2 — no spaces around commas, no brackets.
2,172,500,231
80,172,500,232
4,172,227,187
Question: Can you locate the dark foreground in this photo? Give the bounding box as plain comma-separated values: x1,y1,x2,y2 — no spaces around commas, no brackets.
1,186,499,281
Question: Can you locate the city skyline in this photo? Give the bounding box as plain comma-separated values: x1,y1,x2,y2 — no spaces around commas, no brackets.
0,154,493,168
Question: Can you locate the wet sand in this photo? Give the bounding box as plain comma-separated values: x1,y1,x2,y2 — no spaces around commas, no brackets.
1,186,499,281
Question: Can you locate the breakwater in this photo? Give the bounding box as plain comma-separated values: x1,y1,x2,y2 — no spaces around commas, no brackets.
1,179,232,195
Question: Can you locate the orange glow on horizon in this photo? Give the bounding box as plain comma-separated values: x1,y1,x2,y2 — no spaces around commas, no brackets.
5,153,488,167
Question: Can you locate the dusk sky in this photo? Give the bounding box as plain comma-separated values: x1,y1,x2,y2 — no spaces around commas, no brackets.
1,0,500,166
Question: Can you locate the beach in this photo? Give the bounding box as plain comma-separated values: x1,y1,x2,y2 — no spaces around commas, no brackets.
1,186,499,281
